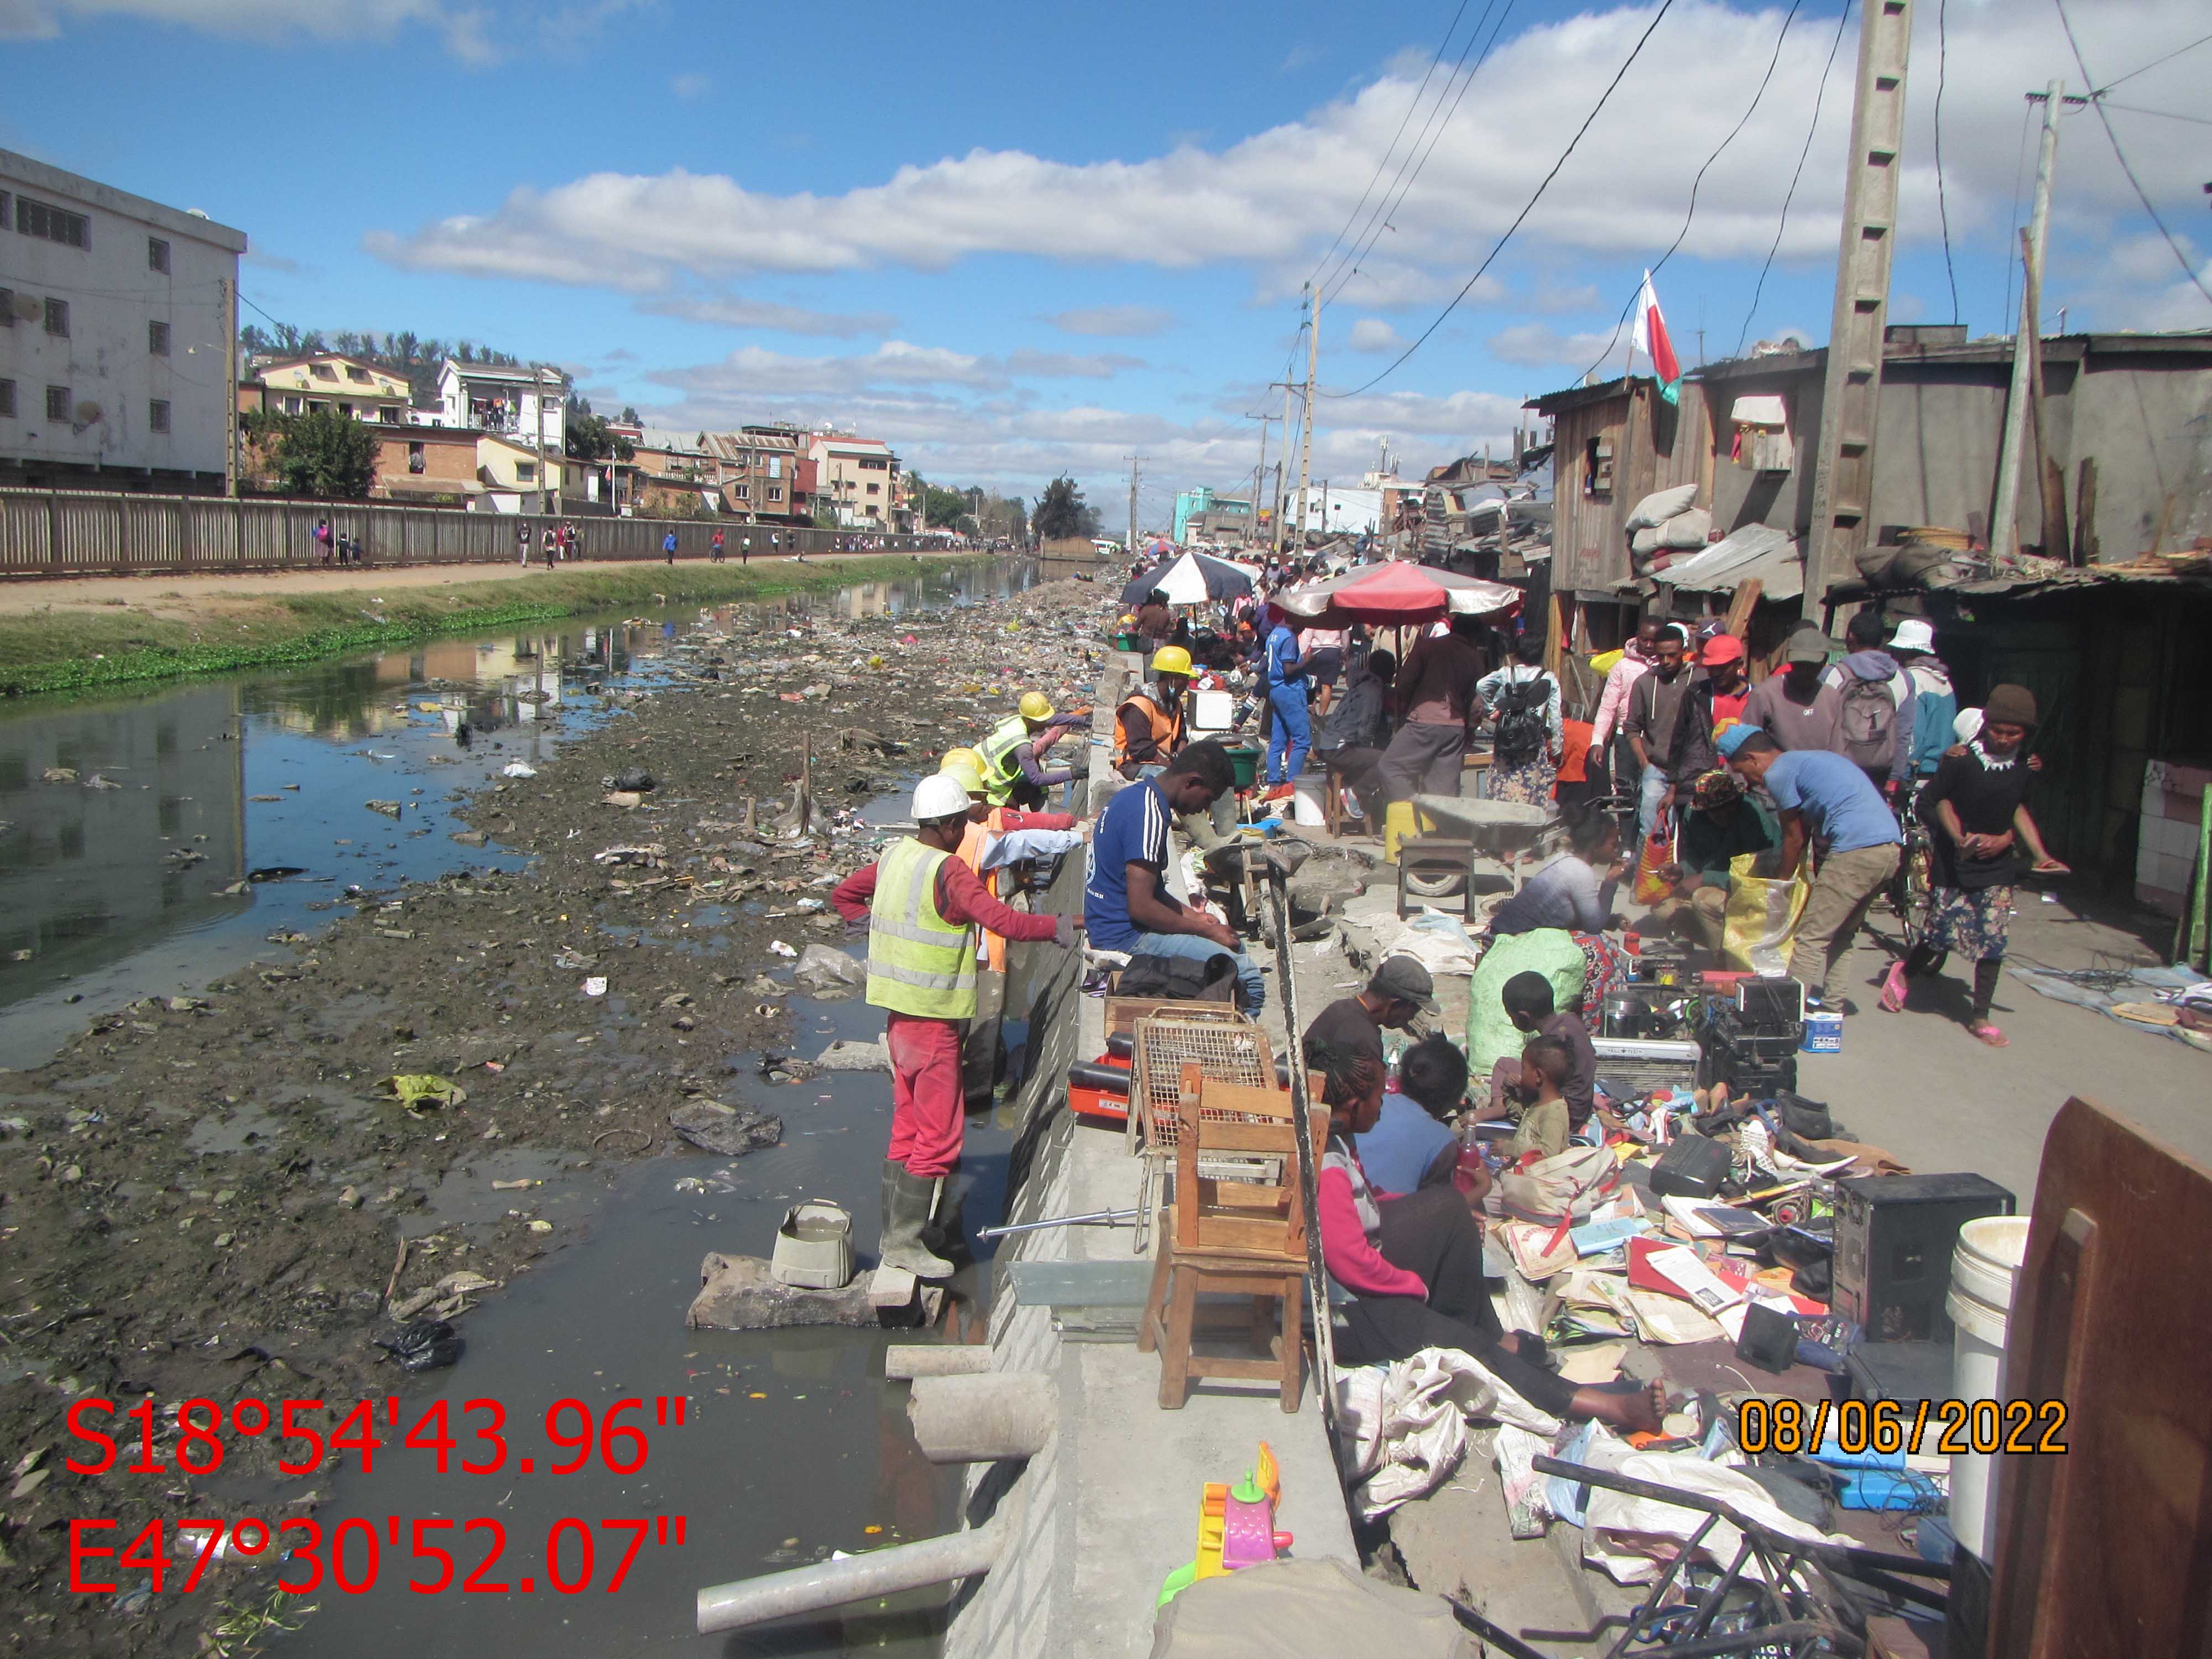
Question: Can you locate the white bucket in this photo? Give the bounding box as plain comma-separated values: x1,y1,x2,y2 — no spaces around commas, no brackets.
1291,775,1327,827
1943,1215,2030,1559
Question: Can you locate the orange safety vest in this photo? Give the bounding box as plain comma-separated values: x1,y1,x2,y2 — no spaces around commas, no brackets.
1112,689,1186,770
955,818,1007,974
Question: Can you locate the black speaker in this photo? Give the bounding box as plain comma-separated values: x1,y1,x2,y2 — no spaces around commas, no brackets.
1832,1173,2015,1343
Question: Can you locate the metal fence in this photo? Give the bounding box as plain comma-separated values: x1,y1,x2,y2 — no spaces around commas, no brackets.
0,488,948,577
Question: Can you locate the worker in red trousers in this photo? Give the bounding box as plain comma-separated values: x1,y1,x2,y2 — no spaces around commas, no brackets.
832,773,1079,1277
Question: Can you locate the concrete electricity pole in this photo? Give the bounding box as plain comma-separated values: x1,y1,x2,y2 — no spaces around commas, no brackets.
1989,81,2065,564
1294,284,1319,555
1802,0,1914,612
1271,380,1300,557
221,276,238,499
1248,413,1273,553
1126,454,1140,558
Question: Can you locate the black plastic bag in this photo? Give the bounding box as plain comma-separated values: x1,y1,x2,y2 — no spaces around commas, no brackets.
376,1318,463,1373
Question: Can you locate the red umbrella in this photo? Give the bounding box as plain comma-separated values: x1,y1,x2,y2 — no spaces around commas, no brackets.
1276,561,1520,627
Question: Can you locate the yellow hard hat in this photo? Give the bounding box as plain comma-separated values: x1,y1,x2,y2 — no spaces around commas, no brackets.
941,745,981,774
1018,691,1056,721
945,757,987,796
1150,645,1193,677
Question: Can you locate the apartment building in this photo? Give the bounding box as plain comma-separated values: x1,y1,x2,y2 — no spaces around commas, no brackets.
808,431,900,528
249,353,409,423
0,148,247,491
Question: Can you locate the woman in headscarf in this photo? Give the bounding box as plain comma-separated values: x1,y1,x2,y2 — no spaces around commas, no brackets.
1881,685,2067,1045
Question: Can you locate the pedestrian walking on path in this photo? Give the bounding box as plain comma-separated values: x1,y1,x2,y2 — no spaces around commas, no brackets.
1376,612,1488,807
1262,609,1309,800
1477,633,1562,806
1883,686,2067,1045
663,529,677,566
832,773,1074,1277
711,529,725,563
517,523,529,567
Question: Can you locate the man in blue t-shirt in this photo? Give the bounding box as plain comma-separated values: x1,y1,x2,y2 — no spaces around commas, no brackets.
1084,741,1264,1011
1262,614,1311,799
1724,728,1901,1011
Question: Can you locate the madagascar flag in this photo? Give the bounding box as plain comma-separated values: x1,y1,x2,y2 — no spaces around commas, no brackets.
1634,269,1682,404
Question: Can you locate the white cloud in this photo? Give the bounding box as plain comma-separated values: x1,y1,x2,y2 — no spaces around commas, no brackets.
671,71,711,100
371,1,2210,295
1486,321,1620,368
1,0,646,61
1046,304,1176,338
1346,318,1404,353
641,295,895,338
643,340,1143,407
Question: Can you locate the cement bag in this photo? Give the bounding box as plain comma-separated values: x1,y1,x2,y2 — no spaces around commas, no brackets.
1334,1348,1563,1521
1721,851,1809,975
1625,483,1698,531
1630,525,1662,556
1151,1558,1477,1658
1465,928,1587,1079
1656,508,1712,550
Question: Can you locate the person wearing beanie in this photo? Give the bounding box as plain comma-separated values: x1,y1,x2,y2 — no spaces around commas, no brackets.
833,772,1079,1277
1885,684,2067,1043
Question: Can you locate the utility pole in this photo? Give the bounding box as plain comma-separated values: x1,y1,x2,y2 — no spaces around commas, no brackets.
1989,81,2065,564
1295,284,1319,556
221,276,238,498
1126,453,1140,558
1248,413,1273,554
1803,0,1914,612
1271,380,1299,557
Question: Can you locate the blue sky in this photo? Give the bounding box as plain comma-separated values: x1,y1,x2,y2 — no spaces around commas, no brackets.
5,0,2206,527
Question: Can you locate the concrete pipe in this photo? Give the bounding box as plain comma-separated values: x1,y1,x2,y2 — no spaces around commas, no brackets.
905,1371,1056,1464
883,1345,994,1380
696,1493,1021,1635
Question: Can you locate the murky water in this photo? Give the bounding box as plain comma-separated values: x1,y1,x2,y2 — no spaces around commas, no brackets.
0,555,1051,1070
1,552,1074,1656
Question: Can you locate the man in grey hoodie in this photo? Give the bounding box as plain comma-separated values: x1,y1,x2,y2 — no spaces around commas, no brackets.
1823,611,1917,800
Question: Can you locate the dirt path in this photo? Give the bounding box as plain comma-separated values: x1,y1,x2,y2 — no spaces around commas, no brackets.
0,549,968,623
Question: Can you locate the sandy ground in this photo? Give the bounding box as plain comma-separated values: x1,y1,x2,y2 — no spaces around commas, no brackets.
0,548,961,621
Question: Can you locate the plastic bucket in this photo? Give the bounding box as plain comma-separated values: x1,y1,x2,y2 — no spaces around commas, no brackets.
1291,775,1327,827
1382,801,1437,863
1944,1215,2030,1559
1225,744,1261,791
1801,1010,1843,1053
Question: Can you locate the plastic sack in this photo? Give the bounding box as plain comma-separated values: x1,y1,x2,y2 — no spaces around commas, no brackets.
1497,1144,1621,1226
1465,930,1587,1080
1625,483,1698,531
1632,830,1677,906
378,1073,467,1114
1720,851,1810,975
1333,1348,1563,1521
1656,508,1713,550
375,1318,463,1373
1582,1450,1857,1585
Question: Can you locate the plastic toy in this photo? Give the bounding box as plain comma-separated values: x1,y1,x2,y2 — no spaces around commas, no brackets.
1157,1442,1292,1605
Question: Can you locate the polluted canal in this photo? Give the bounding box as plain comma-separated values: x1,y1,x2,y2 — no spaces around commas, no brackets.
0,555,1103,1658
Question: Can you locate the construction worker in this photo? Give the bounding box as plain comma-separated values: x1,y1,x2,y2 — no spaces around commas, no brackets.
832,773,1078,1277
1114,645,1192,780
976,690,1088,811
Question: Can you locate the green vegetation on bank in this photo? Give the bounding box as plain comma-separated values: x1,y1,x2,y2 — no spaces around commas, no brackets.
0,556,975,698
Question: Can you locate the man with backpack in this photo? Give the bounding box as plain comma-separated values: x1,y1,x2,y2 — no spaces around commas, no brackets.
1886,617,1958,786
1823,611,1917,800
1477,633,1562,805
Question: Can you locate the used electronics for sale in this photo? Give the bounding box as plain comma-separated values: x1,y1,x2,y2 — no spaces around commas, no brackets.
1590,1036,1702,1100
1832,1173,2015,1343
1697,995,1804,1097
1736,975,1806,1025
1648,1133,1733,1200
1600,987,1695,1040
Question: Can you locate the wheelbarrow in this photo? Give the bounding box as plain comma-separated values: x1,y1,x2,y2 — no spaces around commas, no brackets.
1398,795,1557,915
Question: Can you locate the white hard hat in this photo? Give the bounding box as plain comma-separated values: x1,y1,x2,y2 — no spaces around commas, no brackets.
912,773,972,822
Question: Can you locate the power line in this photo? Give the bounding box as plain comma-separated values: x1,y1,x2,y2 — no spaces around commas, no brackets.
1305,0,1475,293
2052,0,2212,304
2096,98,2212,129
1933,0,1960,325
2091,27,2212,93
1317,0,1516,309
1322,0,1679,400
1735,0,1854,357
1574,0,1806,384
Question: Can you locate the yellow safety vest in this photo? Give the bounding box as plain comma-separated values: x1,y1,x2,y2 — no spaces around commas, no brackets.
975,712,1031,806
863,836,978,1020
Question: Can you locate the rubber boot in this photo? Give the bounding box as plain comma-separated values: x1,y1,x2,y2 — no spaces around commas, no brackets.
880,1163,954,1279
923,1175,971,1267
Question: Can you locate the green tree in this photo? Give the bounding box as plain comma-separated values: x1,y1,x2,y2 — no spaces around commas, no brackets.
273,410,378,499
921,483,968,528
620,406,641,425
1032,476,1091,540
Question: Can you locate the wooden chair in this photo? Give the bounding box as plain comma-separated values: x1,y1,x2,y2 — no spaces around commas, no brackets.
1138,1068,1326,1413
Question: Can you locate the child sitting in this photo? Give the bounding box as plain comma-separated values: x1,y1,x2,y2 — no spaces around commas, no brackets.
1313,1038,1665,1432
1500,1033,1580,1160
1487,971,1596,1121
1353,1033,1468,1198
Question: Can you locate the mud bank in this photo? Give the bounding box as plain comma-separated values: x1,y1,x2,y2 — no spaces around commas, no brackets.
0,573,1106,1657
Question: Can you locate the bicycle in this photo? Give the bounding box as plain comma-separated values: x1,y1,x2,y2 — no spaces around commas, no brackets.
1888,781,1935,945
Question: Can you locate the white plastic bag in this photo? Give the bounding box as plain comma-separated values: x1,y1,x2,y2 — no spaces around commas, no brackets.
1333,1348,1563,1521
1583,1451,1858,1585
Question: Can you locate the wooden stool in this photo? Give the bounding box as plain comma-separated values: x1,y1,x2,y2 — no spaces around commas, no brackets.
1395,834,1475,919
1137,1074,1324,1413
